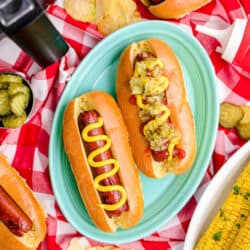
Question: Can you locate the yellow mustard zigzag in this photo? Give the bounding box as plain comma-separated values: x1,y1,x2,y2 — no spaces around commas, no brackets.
81,117,127,211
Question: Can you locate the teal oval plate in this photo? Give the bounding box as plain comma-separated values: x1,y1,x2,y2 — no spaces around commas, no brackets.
49,20,218,244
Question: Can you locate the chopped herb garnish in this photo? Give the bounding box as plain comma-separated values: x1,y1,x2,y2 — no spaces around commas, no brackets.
233,185,240,195
244,192,250,200
236,223,241,229
219,209,224,217
213,231,222,241
219,209,227,221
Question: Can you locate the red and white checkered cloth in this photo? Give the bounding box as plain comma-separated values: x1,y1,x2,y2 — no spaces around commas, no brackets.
0,0,249,249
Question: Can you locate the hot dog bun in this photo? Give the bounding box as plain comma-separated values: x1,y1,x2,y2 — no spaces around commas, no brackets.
63,91,144,232
140,0,212,19
0,153,46,250
116,38,196,178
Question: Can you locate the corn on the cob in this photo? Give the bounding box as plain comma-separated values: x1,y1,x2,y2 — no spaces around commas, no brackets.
195,161,250,250
230,215,250,250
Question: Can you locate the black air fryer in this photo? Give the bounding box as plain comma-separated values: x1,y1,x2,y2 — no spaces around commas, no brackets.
0,0,69,67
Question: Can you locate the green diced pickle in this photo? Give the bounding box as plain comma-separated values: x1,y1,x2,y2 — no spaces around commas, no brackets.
0,81,9,89
10,93,26,117
0,74,23,84
0,90,11,116
2,113,27,128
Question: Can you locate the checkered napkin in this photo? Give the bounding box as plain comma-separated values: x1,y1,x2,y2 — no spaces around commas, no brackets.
0,0,249,249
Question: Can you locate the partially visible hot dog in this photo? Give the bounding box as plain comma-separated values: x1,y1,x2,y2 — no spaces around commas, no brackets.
140,0,212,19
0,185,33,237
63,91,144,232
116,38,196,178
78,110,129,217
0,153,46,250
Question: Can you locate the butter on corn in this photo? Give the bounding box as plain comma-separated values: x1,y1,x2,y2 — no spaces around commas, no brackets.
195,161,250,250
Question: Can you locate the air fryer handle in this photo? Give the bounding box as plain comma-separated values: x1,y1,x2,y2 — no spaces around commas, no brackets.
0,0,69,67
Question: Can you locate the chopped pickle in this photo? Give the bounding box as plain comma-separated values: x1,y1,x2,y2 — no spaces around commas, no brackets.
0,73,31,128
219,102,250,140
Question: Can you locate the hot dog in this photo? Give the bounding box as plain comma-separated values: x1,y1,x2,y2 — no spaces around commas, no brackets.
0,153,46,250
140,0,212,19
63,91,144,232
116,38,196,178
78,110,129,217
0,185,33,237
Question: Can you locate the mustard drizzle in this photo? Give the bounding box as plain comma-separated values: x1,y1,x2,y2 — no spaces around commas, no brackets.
81,116,127,211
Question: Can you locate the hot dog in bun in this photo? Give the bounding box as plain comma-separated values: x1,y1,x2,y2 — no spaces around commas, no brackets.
116,38,196,178
63,91,144,232
140,0,212,19
0,153,46,250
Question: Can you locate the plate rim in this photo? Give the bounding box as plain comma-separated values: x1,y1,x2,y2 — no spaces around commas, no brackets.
49,20,219,244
